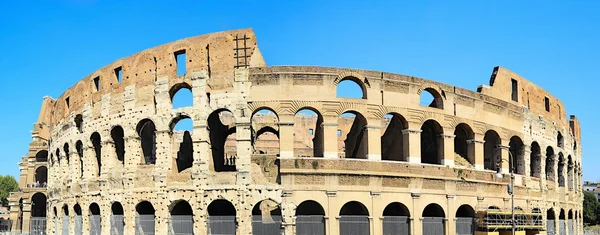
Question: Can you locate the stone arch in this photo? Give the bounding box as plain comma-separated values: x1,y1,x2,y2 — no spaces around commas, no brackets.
74,114,83,133
530,142,541,177
90,132,102,176
135,201,155,215
208,109,237,172
296,200,325,216
423,203,445,217
112,202,124,215
557,131,564,148
135,201,155,235
546,147,555,181
74,203,82,216
111,125,125,164
31,193,46,217
568,155,573,190
294,107,324,157
295,200,326,235
251,199,282,234
381,113,408,161
169,200,193,234
136,119,157,165
419,87,444,109
340,201,369,216
558,152,565,187
75,140,83,178
63,143,70,165
384,202,410,217
454,123,475,166
421,119,444,165
35,150,48,162
335,76,367,99
339,110,368,159
484,130,501,171
207,199,236,234
170,116,194,173
169,82,192,102
509,136,525,174
456,204,475,218
35,166,47,185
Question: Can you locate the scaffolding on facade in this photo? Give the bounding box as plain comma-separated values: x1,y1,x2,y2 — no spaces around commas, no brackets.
476,204,544,232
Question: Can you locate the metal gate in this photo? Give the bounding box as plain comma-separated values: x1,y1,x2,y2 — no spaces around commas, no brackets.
90,215,102,235
62,216,69,235
74,215,83,235
547,219,555,235
559,219,565,235
30,217,46,235
339,215,370,235
252,215,282,235
296,215,325,235
136,215,155,235
456,217,475,235
111,215,125,235
383,216,409,235
568,219,573,235
169,215,193,235
207,216,236,235
422,217,445,235
54,219,59,235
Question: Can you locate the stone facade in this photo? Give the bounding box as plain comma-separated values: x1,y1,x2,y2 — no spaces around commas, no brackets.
10,28,583,235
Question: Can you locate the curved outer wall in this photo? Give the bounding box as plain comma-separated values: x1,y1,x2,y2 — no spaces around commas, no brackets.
42,29,582,235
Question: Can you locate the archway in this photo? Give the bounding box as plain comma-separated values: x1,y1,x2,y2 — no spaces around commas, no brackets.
484,130,500,171
557,132,564,148
547,208,556,235
294,108,324,157
170,83,193,109
171,117,194,173
295,200,325,235
421,120,443,165
35,166,47,186
170,200,193,235
456,205,475,235
337,77,366,99
338,111,368,159
135,201,155,235
111,126,125,164
559,209,566,235
558,153,565,187
509,136,524,174
381,113,408,161
90,132,102,176
568,155,573,190
30,193,46,234
420,88,444,109
251,109,280,155
568,210,574,235
207,199,236,235
422,203,446,235
35,150,48,162
454,123,474,166
136,119,156,165
208,109,237,172
546,147,555,181
339,201,370,235
74,203,82,235
89,203,101,235
62,204,69,235
252,200,282,235
383,202,410,235
76,140,83,178
111,202,124,235
530,142,541,177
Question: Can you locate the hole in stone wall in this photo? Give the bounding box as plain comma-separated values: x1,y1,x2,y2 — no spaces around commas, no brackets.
111,126,125,164
545,97,550,112
137,119,157,165
93,76,100,91
65,97,70,109
420,88,443,109
557,132,564,148
74,114,83,133
35,150,48,162
208,109,236,172
171,84,193,109
115,67,123,83
172,117,193,173
175,50,186,76
336,78,365,99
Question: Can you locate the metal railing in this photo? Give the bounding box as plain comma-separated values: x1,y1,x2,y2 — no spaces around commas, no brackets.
455,217,475,235
168,215,193,235
547,219,555,235
74,216,82,235
295,215,325,235
252,215,282,235
383,216,409,235
30,217,46,235
207,216,236,235
61,216,69,235
339,216,370,235
422,217,445,235
111,215,125,235
135,215,155,235
90,215,101,235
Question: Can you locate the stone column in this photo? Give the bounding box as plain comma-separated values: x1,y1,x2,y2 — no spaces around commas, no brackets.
540,152,547,189
446,195,455,235
366,124,382,161
467,134,485,170
236,118,253,185
402,129,421,164
522,145,531,178
154,129,172,187
21,200,31,234
278,115,295,158
499,140,510,174
101,140,117,178
192,120,210,186
123,135,141,189
410,193,421,235
123,197,135,235
322,117,339,159
441,133,455,167
83,146,96,179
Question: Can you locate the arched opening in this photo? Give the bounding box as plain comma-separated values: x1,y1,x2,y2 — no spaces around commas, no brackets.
381,113,408,161
135,201,155,235
294,108,324,157
336,77,366,99
111,126,125,164
559,209,566,235
420,88,444,109
208,109,237,172
31,193,46,217
89,203,101,235
422,203,446,235
339,201,370,235
90,132,102,176
76,140,83,178
169,200,193,234
62,204,69,235
530,142,541,177
483,130,501,171
568,210,574,235
338,111,368,159
546,147,555,181
531,208,543,228
74,114,83,133
35,150,48,162
111,202,124,235
207,199,236,235
251,109,280,155
74,203,83,235
509,136,524,174
35,166,47,186
557,132,564,148
558,153,565,187
252,200,282,235
454,123,474,166
568,155,573,190
421,120,443,165
573,140,577,152
170,83,193,109
171,117,194,173
63,143,70,165
383,202,410,235
455,205,475,235
136,119,156,165
296,200,325,235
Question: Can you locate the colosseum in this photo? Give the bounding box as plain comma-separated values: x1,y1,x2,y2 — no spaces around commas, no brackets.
8,28,583,235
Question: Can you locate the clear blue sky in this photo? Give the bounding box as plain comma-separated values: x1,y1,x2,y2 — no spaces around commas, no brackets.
0,0,598,181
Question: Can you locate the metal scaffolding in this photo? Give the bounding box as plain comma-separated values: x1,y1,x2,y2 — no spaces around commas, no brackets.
476,204,544,232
